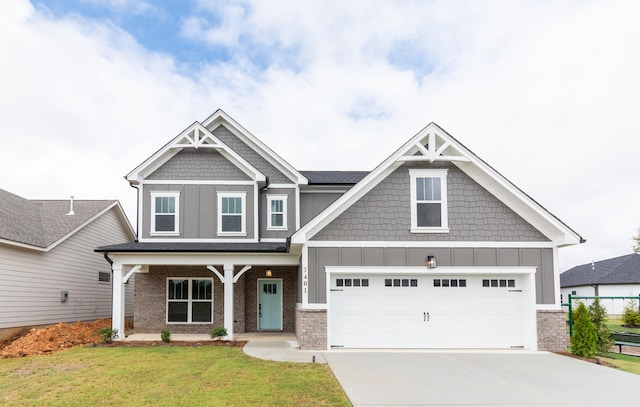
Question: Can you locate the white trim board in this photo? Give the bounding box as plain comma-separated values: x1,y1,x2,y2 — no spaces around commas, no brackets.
306,241,556,248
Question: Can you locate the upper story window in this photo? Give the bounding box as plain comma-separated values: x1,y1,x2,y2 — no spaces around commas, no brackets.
218,192,246,236
409,169,449,233
267,195,288,230
150,191,180,235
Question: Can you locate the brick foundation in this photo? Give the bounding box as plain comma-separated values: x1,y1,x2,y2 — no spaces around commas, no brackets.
295,308,327,350
537,310,567,351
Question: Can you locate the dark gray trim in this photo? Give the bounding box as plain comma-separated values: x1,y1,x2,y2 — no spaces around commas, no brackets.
95,242,288,253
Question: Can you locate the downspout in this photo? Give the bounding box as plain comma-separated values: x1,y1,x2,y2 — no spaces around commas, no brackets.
103,251,113,265
128,182,140,242
258,177,270,241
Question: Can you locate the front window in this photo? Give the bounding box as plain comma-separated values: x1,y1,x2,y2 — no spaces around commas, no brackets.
151,191,180,235
218,192,246,235
267,195,288,230
410,169,449,233
167,278,213,323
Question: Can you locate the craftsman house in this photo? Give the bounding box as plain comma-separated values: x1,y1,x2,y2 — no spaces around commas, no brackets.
561,253,640,315
96,109,582,351
0,189,135,340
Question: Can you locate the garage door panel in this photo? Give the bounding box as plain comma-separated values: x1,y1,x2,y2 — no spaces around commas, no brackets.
329,273,527,349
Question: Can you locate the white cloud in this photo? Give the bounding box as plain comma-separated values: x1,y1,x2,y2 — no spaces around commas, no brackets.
2,0,640,270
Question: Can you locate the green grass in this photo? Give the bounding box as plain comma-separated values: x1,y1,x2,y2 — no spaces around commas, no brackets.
606,318,640,334
0,346,350,406
601,352,640,375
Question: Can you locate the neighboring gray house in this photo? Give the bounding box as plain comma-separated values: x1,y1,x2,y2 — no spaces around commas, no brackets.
0,189,135,340
96,109,583,351
561,253,640,315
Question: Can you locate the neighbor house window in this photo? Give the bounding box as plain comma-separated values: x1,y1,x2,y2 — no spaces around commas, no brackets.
98,271,111,283
150,191,180,235
218,192,246,235
167,278,213,323
267,195,288,230
409,169,449,233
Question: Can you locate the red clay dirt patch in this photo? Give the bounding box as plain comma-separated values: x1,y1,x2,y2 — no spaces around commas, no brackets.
1,319,245,358
1,319,113,358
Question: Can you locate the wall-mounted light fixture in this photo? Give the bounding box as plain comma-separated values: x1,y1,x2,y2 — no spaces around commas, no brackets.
426,256,437,269
265,269,273,277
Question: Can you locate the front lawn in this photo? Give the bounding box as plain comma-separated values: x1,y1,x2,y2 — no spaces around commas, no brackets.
602,352,640,375
0,346,349,406
606,318,640,334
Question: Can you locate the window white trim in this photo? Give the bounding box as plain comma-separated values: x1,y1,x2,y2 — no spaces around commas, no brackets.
150,191,180,236
409,169,449,233
166,278,214,324
267,194,288,230
217,192,247,236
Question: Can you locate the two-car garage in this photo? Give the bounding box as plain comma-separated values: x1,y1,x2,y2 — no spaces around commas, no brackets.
327,267,537,350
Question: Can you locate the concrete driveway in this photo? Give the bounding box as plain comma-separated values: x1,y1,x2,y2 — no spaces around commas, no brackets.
323,350,640,406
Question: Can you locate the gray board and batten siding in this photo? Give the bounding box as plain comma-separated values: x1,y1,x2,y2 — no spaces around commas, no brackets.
0,207,135,329
259,188,297,239
141,184,255,239
307,162,555,305
300,192,343,226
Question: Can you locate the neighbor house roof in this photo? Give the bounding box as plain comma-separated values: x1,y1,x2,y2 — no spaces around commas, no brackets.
561,253,640,287
300,171,369,185
0,188,132,251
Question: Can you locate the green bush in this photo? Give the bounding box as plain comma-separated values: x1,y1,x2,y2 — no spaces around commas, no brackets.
97,327,118,344
160,329,171,343
622,299,640,326
571,303,597,358
588,298,612,353
210,326,227,340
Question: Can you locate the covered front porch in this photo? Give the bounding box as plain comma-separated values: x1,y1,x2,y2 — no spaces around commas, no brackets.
97,242,301,340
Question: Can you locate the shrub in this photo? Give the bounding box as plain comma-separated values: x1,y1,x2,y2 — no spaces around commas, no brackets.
622,299,640,326
571,303,597,358
97,327,118,344
210,326,227,340
160,330,171,343
588,298,612,353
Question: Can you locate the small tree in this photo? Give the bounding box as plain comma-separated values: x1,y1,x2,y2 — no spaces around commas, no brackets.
622,299,640,326
588,298,612,353
571,303,597,358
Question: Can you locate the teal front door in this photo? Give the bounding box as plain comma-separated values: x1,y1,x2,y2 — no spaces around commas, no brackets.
258,279,282,330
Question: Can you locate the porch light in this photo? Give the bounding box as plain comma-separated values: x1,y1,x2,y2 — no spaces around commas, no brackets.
265,269,273,277
426,256,437,269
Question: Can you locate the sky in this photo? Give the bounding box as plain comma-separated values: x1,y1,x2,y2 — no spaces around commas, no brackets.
1,0,639,271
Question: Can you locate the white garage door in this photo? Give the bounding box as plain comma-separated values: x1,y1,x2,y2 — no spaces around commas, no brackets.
329,272,529,349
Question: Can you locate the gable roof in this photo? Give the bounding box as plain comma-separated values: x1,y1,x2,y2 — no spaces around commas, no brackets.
126,120,267,184
202,110,308,185
291,122,583,247
560,253,640,287
0,188,133,251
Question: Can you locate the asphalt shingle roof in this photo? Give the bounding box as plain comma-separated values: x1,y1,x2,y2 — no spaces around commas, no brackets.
300,171,369,185
0,188,114,248
95,241,288,253
560,253,640,287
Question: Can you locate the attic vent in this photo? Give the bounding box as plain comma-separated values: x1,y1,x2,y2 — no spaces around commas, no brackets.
66,196,75,216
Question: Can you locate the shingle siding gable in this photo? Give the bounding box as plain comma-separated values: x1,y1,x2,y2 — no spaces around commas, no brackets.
145,149,250,181
312,162,549,242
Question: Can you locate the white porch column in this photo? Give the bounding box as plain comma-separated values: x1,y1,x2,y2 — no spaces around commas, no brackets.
111,264,125,340
223,263,234,340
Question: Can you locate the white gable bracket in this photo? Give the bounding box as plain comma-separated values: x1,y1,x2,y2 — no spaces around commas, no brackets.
207,265,225,283
233,265,252,283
